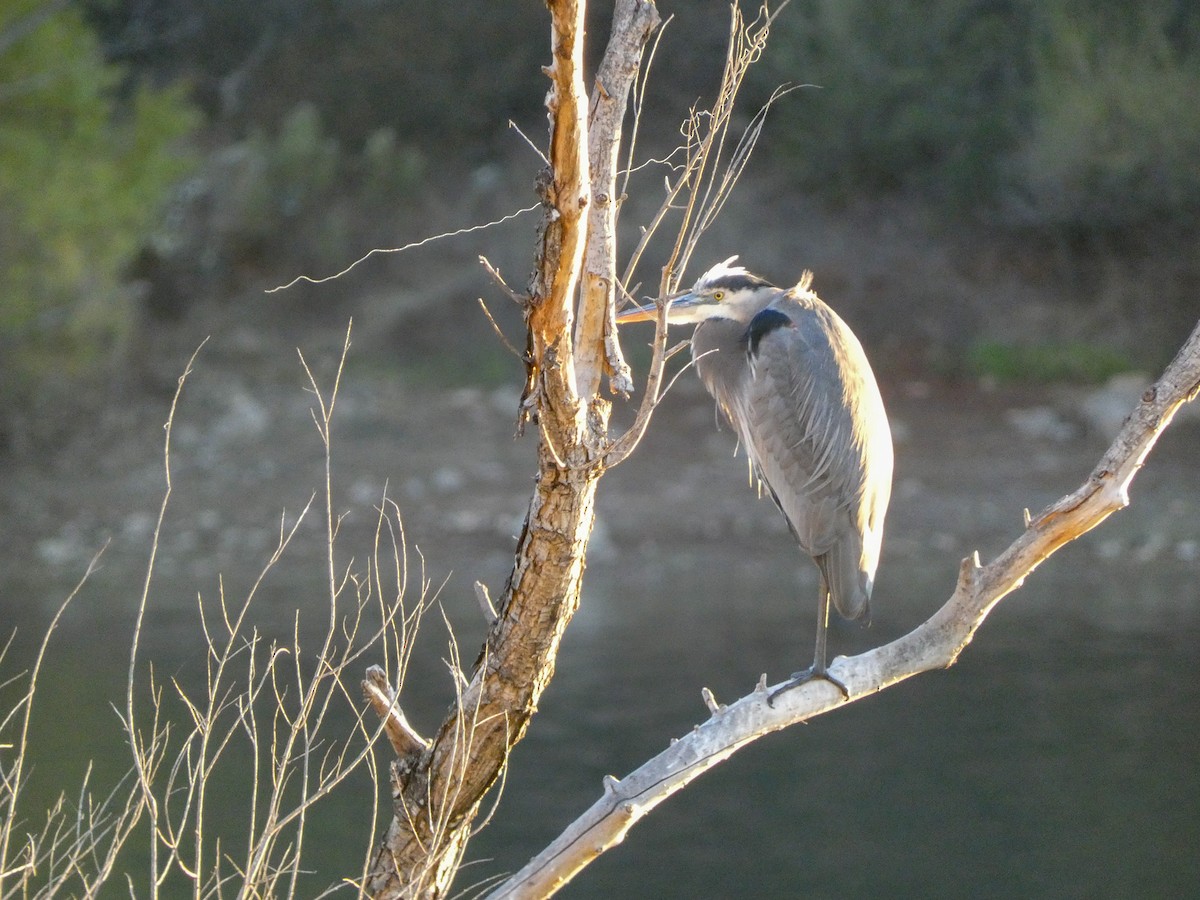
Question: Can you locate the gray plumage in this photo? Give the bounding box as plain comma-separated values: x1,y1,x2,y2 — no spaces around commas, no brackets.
617,257,893,696
691,281,891,620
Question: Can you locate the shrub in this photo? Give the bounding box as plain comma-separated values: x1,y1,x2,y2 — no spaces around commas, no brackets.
760,0,1032,206
760,0,1200,233
0,0,199,432
968,339,1134,384
189,102,427,275
1002,1,1200,231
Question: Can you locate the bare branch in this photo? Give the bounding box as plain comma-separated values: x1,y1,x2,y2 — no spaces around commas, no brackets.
487,317,1200,897
474,581,499,624
524,0,591,432
367,4,811,895
574,0,661,401
363,666,430,758
596,295,673,467
123,339,208,889
366,0,617,892
619,12,673,203
266,204,540,293
621,2,786,294
479,256,525,306
604,2,785,470
508,120,550,166
477,298,526,362
0,541,109,884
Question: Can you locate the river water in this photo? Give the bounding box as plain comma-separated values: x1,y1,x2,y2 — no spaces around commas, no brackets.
2,338,1197,897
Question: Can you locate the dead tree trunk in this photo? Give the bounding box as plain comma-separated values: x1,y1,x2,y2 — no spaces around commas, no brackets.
365,2,659,896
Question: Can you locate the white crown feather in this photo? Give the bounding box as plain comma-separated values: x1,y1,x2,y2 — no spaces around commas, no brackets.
691,256,750,290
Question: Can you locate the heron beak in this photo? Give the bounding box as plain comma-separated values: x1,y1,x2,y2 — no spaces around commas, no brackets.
614,302,656,323
614,291,697,324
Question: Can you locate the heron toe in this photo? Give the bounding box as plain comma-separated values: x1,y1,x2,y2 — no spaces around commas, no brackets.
767,666,850,706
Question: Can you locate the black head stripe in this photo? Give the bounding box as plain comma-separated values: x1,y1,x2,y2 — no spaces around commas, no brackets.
742,308,792,356
702,272,772,293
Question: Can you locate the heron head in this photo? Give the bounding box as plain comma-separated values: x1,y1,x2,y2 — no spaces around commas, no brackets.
616,256,776,325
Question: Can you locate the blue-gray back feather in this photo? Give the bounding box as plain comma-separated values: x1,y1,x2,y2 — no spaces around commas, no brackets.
691,289,892,620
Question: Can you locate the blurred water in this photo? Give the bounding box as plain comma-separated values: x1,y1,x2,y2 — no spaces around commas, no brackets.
476,560,1200,899
3,373,1198,898
8,542,1197,898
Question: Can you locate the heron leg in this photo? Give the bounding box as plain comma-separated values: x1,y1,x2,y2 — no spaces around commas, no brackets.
812,582,832,673
767,581,850,705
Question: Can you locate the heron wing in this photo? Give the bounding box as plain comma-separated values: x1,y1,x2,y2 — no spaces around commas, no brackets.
696,295,893,619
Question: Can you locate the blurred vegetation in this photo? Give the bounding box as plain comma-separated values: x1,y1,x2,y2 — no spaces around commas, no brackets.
761,0,1031,207
83,0,550,153
1,0,1198,452
0,0,198,437
78,0,1200,246
968,340,1134,384
1007,2,1200,231
760,0,1200,231
195,102,426,274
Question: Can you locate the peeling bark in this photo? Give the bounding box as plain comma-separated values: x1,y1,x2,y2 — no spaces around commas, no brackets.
575,0,661,402
364,3,658,896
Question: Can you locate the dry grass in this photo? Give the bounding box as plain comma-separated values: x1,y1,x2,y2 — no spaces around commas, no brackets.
0,324,437,898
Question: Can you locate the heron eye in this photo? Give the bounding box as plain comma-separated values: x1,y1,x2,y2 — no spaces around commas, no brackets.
713,290,726,301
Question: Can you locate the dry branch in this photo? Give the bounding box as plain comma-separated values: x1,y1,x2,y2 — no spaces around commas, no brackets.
364,3,658,896
618,2,782,294
486,317,1200,898
363,666,429,758
574,0,661,401
599,3,783,470
364,7,784,890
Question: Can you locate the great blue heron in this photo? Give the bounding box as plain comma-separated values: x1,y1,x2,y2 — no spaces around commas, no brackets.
616,257,893,700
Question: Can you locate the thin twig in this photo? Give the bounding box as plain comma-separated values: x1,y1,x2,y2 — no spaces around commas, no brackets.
266,205,540,293
609,3,787,468
509,120,550,166
477,298,526,362
479,256,525,305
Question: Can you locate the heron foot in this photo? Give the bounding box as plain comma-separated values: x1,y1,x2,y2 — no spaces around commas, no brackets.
766,666,850,706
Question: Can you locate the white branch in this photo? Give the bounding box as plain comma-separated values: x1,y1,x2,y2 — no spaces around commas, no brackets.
486,318,1200,899
574,0,660,400
362,665,429,758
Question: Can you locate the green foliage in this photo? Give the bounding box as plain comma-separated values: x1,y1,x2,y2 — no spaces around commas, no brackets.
968,340,1134,384
231,101,341,241
761,0,1031,206
1005,1,1200,231
761,0,1200,229
0,0,198,402
209,103,425,268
